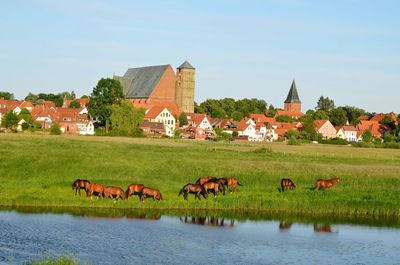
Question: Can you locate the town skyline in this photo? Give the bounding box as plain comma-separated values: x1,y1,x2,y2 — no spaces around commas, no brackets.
1,1,399,113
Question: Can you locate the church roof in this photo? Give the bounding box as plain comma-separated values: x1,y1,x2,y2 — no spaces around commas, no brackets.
284,79,301,103
121,65,170,98
177,60,195,69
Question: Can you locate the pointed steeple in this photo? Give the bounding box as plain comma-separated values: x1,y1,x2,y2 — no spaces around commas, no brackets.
177,60,195,69
284,79,301,103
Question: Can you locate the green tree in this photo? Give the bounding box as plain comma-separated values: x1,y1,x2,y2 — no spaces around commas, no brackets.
18,108,33,126
266,104,276,117
194,102,205,113
313,110,329,120
316,96,335,112
361,130,373,143
231,111,244,121
211,107,226,118
109,100,145,136
81,95,89,99
88,78,125,131
50,123,62,135
24,93,40,105
338,106,368,126
276,115,294,123
1,111,19,130
69,101,81,108
0,91,14,100
329,108,347,126
179,112,188,126
232,131,239,137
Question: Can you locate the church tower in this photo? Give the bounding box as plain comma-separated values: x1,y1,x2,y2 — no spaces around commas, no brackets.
284,79,301,113
175,60,195,113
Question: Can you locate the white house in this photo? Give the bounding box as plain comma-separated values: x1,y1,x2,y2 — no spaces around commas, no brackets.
76,121,95,135
145,106,176,137
342,125,358,142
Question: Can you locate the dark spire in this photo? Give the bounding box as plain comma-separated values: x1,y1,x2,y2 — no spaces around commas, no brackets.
284,79,301,103
177,60,195,69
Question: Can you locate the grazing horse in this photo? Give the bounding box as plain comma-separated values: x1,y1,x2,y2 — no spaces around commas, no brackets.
86,183,105,199
227,177,243,193
280,178,296,192
178,184,208,200
315,177,341,190
141,187,163,201
216,178,228,195
202,181,220,197
104,186,126,200
126,184,145,199
72,179,90,196
195,176,217,185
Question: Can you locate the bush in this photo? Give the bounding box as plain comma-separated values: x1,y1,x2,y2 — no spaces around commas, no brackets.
288,136,300,145
50,123,62,135
319,138,348,145
383,142,400,149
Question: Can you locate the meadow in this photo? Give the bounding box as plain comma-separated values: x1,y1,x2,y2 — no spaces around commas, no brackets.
0,134,399,219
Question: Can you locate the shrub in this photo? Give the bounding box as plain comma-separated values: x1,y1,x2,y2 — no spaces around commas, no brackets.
50,123,62,135
288,136,300,145
319,138,348,145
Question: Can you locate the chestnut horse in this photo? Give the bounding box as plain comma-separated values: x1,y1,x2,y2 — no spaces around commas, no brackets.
179,184,208,200
280,178,296,192
315,177,341,190
86,183,105,198
72,179,90,196
227,177,243,193
202,181,220,197
141,187,163,201
126,184,145,199
195,176,217,185
104,186,126,200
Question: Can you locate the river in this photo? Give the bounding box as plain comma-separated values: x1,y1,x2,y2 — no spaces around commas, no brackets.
0,209,399,264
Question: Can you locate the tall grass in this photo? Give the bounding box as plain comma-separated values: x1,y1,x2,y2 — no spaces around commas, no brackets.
24,256,78,265
0,134,400,218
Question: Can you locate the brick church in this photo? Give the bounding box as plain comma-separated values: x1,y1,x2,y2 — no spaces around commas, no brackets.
114,60,195,116
275,79,304,119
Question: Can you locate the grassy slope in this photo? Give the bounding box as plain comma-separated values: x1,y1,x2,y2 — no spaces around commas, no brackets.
0,134,399,218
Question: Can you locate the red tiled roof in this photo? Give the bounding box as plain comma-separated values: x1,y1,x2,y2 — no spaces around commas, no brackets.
342,125,357,132
145,106,172,119
370,113,397,123
0,99,21,111
313,119,328,130
19,101,34,109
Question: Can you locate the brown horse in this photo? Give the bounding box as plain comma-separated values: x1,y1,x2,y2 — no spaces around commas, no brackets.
195,176,217,185
280,178,296,192
141,187,163,201
179,183,208,200
315,177,341,190
126,184,145,199
227,177,243,193
202,181,220,197
86,183,105,198
72,179,90,196
104,186,126,200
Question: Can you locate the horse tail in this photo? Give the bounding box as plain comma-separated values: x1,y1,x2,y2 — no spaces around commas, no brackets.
159,193,163,201
178,188,183,197
195,178,201,184
237,181,243,186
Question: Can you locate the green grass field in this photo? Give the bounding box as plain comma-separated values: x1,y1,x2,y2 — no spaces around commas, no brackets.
1,133,399,219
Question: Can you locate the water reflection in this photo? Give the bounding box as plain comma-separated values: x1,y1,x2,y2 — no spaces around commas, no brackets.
180,216,235,228
279,221,293,230
313,223,333,233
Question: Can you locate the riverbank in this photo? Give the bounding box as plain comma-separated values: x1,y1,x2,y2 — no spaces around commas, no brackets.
0,134,399,219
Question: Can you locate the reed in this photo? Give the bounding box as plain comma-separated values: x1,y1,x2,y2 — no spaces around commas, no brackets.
1,134,399,218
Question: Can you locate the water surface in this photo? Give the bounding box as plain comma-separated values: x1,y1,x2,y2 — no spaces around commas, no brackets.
0,210,399,264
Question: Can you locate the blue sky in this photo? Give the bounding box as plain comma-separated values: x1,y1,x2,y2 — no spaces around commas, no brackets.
1,0,399,112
